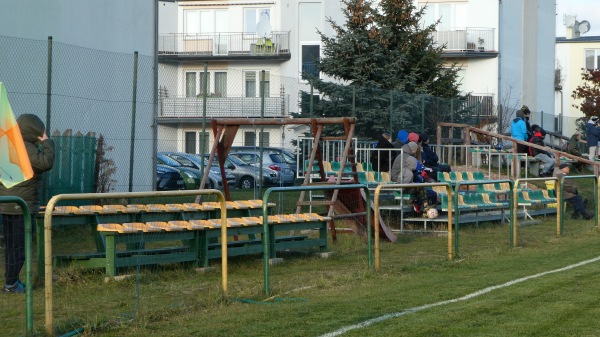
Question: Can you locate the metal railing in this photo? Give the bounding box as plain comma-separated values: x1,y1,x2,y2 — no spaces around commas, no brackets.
432,27,495,51
159,96,288,118
158,32,291,57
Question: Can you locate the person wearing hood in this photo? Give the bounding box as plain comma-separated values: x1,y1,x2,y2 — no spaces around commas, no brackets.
528,126,554,177
585,116,600,160
390,142,437,213
510,110,529,154
370,133,395,172
393,130,408,149
0,114,55,293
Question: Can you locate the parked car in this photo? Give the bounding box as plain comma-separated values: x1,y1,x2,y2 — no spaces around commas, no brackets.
157,152,235,189
230,150,296,186
156,164,185,191
203,153,281,189
158,153,236,189
231,146,300,176
157,153,204,189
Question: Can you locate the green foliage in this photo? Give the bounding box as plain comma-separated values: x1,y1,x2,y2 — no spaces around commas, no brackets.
571,68,600,117
299,0,463,138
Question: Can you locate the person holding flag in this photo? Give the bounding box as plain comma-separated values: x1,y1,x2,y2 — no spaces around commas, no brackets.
0,82,55,293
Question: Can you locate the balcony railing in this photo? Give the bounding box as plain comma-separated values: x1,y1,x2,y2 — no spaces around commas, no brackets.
159,96,288,118
432,28,495,51
158,32,291,57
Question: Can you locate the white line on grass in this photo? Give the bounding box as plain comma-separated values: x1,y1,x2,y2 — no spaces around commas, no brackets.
318,256,600,337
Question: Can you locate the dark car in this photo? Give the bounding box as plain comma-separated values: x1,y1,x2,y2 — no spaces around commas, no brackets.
156,164,185,191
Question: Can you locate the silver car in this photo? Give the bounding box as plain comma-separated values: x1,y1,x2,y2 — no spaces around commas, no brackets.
230,150,296,186
204,154,280,189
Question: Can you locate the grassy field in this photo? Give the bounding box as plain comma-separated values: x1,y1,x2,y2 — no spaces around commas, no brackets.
2,176,599,336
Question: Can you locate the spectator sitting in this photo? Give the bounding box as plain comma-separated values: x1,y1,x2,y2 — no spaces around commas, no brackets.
529,126,555,177
393,130,409,149
420,133,451,181
511,110,529,154
390,142,437,214
553,163,593,219
370,133,395,172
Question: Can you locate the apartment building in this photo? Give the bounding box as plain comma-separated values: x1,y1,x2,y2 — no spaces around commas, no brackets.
157,0,556,153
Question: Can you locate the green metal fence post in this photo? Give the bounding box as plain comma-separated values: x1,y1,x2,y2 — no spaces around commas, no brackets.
128,51,138,192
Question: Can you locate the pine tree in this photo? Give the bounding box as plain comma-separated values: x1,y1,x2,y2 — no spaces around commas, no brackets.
299,0,463,138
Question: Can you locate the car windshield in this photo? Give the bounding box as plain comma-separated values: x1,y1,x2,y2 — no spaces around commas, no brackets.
171,155,196,167
227,155,249,166
158,154,181,167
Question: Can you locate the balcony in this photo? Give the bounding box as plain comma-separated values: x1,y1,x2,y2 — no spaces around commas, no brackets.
158,96,289,120
432,28,497,58
158,32,291,62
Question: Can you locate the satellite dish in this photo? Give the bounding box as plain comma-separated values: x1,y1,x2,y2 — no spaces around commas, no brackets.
256,12,272,38
564,14,576,28
579,20,591,34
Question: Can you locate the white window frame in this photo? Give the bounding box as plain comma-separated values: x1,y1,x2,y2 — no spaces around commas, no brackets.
585,49,600,70
244,8,272,34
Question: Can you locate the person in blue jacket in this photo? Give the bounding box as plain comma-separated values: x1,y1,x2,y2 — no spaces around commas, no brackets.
585,116,600,160
510,110,528,154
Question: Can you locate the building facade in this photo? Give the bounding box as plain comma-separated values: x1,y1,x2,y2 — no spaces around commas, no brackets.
157,0,557,153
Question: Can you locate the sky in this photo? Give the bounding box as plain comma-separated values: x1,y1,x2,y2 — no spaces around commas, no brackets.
555,0,600,37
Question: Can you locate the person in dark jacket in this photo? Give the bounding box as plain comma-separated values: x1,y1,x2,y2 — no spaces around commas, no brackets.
585,116,600,160
566,133,586,172
521,105,533,140
529,127,554,177
554,163,593,219
420,134,451,181
0,114,55,293
370,133,395,172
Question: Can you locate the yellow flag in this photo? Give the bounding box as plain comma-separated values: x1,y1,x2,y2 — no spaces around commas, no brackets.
0,82,34,188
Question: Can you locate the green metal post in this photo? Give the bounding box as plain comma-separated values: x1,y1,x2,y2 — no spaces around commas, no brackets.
259,70,266,196
352,86,356,117
421,95,425,133
128,51,138,192
43,36,53,202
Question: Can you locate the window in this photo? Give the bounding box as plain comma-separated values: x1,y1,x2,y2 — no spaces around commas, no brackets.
244,131,256,146
186,71,227,97
245,71,270,97
259,132,270,147
245,8,271,33
585,49,600,70
245,72,256,97
185,10,228,35
215,72,227,97
185,132,208,154
199,72,210,96
185,132,196,153
302,45,320,79
198,132,209,154
419,3,467,30
299,3,321,80
186,73,196,97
